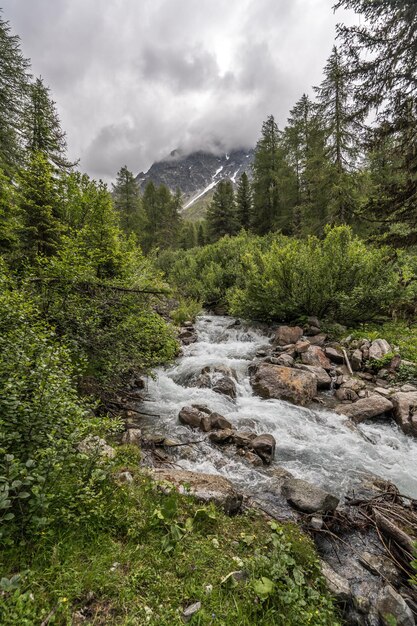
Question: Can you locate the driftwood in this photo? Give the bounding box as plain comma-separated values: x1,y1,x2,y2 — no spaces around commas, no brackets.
373,510,415,556
342,348,354,375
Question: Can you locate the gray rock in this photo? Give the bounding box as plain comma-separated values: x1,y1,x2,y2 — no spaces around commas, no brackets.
401,384,417,393
359,552,400,585
121,428,142,445
179,406,205,428
281,478,339,513
369,339,392,360
212,376,237,399
192,404,212,415
295,340,311,354
78,436,116,459
251,363,317,406
335,395,394,423
307,316,321,328
251,434,276,464
117,471,134,484
321,561,351,601
273,353,294,367
233,431,256,447
391,392,417,437
376,585,415,626
305,325,322,337
274,325,303,346
335,387,359,402
295,364,332,389
351,348,363,371
152,468,243,515
182,601,202,623
301,345,332,370
308,333,328,346
325,346,345,364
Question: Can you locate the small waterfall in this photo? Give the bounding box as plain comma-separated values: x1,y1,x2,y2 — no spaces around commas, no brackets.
141,314,417,499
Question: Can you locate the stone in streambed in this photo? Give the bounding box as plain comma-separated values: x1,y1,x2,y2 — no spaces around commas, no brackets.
295,364,332,389
335,395,393,423
281,478,339,513
179,406,205,428
301,345,332,370
212,376,237,399
391,391,417,437
251,434,276,464
325,346,345,364
376,585,415,626
200,412,232,432
209,429,234,444
251,363,317,406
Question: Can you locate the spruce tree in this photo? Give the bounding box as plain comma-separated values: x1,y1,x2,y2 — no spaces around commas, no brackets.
336,0,417,244
236,172,252,230
206,179,238,242
0,14,29,174
0,168,19,252
24,77,74,170
251,115,296,235
112,165,144,236
19,152,62,258
314,47,359,224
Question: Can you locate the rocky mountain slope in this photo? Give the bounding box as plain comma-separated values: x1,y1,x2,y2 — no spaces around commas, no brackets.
136,148,254,219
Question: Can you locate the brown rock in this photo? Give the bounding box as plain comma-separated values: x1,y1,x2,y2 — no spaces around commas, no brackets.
301,345,332,370
233,431,256,447
308,333,328,346
179,406,205,428
272,353,294,367
295,364,332,389
121,428,142,445
212,376,237,399
209,429,234,444
335,388,359,403
251,434,276,464
201,412,233,432
295,340,311,354
152,468,243,514
251,363,317,406
335,395,394,423
351,348,363,371
274,325,303,346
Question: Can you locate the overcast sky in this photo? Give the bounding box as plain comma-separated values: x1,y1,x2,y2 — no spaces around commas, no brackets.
1,0,355,182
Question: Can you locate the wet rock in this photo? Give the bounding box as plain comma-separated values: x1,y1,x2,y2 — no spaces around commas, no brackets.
214,365,238,380
335,395,393,423
212,376,237,399
335,387,359,403
308,333,328,347
295,340,311,354
244,451,264,467
194,373,212,388
321,561,351,602
274,325,303,346
179,406,205,429
233,431,256,448
351,348,363,371
78,436,116,459
152,468,243,514
359,552,400,585
369,339,392,360
209,429,234,444
201,412,232,432
391,391,417,437
295,364,332,389
251,363,317,406
251,434,276,464
182,601,202,623
179,328,198,345
281,478,339,513
376,585,415,626
121,428,142,445
325,346,345,364
192,404,212,415
301,345,332,370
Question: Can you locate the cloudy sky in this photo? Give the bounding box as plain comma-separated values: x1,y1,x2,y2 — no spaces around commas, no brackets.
2,0,355,181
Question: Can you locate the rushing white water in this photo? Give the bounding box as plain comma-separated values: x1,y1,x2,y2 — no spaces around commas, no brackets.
141,314,417,499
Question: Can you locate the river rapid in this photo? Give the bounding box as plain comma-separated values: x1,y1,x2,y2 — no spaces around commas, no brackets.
141,314,417,500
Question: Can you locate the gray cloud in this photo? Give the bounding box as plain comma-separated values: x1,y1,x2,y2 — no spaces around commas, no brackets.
1,0,356,181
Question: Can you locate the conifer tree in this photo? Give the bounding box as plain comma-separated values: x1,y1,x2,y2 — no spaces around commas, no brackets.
251,115,296,235
24,77,73,170
0,14,29,174
112,165,144,236
236,172,252,230
314,47,359,224
206,179,238,242
0,169,19,252
19,152,61,258
197,221,206,246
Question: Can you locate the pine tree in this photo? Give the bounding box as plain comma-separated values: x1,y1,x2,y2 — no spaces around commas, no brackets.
19,152,62,258
0,168,19,252
142,182,182,251
197,221,206,246
206,179,238,242
24,77,74,170
112,165,144,236
251,115,296,235
314,47,359,224
0,14,29,174
236,172,252,230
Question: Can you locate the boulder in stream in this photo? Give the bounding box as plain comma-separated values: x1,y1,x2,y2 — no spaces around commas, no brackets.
391,391,417,437
152,468,242,514
179,406,205,429
281,478,339,513
336,395,394,423
251,363,317,406
251,434,276,464
376,585,415,626
295,364,332,390
212,375,237,399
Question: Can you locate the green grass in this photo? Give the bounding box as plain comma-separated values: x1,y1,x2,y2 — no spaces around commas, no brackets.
0,448,340,626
